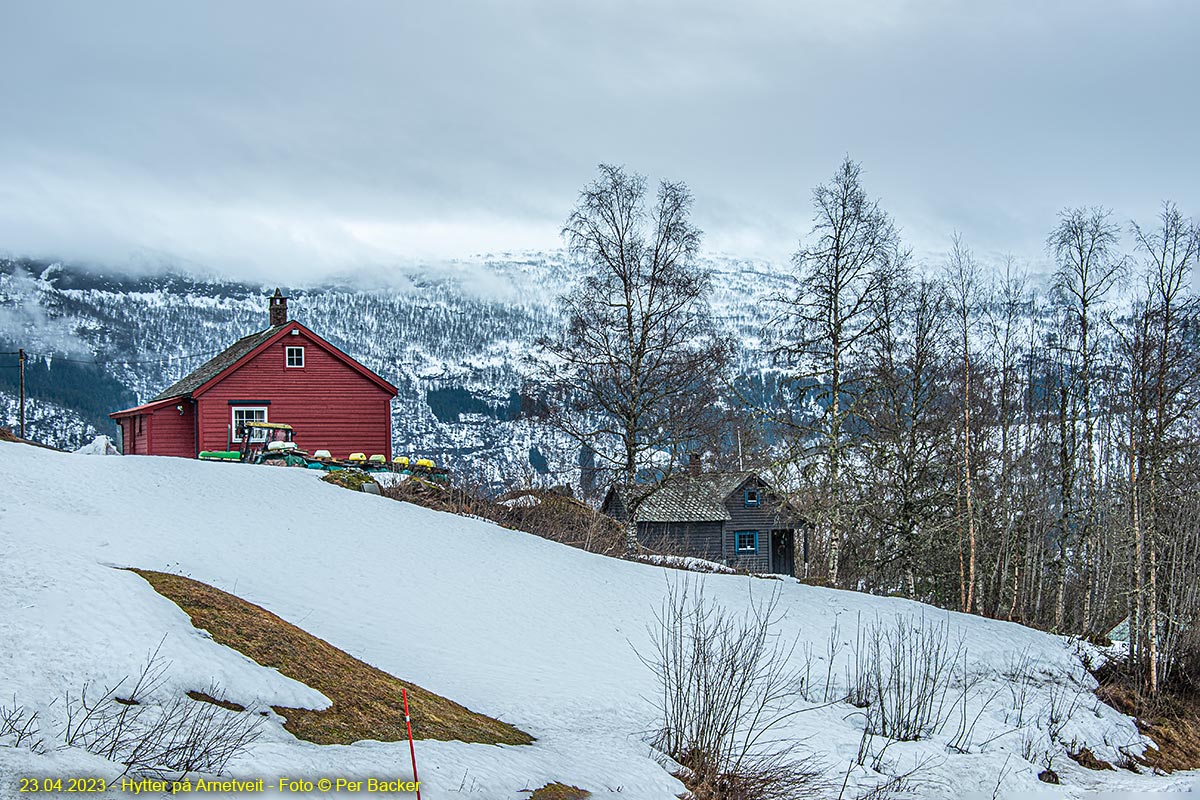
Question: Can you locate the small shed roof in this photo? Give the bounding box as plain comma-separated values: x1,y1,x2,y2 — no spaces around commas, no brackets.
108,396,188,418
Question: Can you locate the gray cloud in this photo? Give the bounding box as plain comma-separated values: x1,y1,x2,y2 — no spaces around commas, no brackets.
0,268,91,354
0,1,1196,283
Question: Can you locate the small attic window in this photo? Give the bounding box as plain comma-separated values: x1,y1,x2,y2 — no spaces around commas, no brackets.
286,346,304,368
744,487,760,508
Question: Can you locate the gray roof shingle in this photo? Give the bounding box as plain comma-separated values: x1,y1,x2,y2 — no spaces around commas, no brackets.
150,325,283,401
618,471,758,523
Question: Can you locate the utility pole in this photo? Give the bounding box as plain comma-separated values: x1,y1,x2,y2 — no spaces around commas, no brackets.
18,348,25,439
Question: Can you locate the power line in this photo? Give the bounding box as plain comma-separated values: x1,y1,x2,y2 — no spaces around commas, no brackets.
15,349,224,366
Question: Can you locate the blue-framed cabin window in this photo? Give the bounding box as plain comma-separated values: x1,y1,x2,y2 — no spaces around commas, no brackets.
744,487,761,508
735,530,758,554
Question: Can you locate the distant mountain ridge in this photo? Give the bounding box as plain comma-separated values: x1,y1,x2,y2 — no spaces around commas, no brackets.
0,253,789,485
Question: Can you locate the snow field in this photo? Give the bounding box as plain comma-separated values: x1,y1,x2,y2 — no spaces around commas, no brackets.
0,442,1196,798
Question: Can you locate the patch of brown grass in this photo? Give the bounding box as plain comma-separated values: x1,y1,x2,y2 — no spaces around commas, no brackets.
383,481,626,558
1068,746,1114,771
526,783,591,800
1095,666,1200,772
1137,715,1200,773
131,569,532,747
186,690,246,713
320,470,381,492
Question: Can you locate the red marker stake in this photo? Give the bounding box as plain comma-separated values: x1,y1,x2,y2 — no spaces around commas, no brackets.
402,688,421,800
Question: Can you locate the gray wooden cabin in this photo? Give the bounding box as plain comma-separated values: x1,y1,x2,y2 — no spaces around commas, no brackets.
601,468,804,575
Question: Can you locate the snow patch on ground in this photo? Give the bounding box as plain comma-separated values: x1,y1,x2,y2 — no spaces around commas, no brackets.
635,553,738,574
73,435,121,455
0,442,1197,798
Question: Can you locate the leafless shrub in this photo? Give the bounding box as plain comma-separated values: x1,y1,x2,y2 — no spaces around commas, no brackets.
945,665,999,753
61,644,263,778
1044,681,1086,743
382,477,627,557
838,750,941,800
988,756,1014,800
1019,729,1054,771
1000,650,1039,728
798,614,845,704
852,775,911,800
637,578,827,799
847,615,969,742
0,699,44,752
844,613,875,709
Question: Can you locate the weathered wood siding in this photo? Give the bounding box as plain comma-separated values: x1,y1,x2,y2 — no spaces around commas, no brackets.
723,476,795,572
639,521,725,562
196,328,393,459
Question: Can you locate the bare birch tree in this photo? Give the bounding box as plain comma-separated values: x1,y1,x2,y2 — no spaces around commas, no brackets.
539,164,729,553
773,157,899,587
1048,207,1124,634
1128,202,1200,692
944,233,985,613
861,258,955,600
983,257,1032,618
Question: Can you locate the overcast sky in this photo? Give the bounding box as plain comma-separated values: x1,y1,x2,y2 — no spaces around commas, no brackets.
1,1,1197,284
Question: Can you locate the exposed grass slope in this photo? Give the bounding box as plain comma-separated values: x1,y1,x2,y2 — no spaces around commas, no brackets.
131,569,533,747
526,783,591,799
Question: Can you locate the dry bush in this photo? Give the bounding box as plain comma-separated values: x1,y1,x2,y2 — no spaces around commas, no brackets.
526,782,591,799
638,578,826,800
61,644,264,779
382,478,626,557
0,700,43,752
843,614,990,747
837,753,942,800
1093,660,1200,771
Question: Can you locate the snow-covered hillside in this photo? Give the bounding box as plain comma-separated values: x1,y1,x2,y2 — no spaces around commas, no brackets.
0,443,1196,798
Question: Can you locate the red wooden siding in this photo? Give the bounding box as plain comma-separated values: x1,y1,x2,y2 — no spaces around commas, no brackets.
195,329,393,459
148,401,196,458
119,417,144,454
131,415,148,454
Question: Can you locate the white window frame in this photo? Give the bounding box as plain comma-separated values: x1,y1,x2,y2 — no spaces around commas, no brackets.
232,406,268,442
734,530,759,554
286,346,305,368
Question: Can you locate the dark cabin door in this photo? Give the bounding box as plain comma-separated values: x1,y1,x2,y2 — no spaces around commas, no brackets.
770,530,795,576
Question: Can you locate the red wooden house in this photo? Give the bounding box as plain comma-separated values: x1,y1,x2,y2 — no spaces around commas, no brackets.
110,291,397,459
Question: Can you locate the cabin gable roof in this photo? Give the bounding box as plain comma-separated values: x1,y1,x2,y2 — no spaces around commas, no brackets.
609,471,774,524
143,321,397,404
149,325,286,402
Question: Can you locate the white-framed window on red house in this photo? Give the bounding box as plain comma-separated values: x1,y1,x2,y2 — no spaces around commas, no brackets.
286,346,304,368
232,407,268,442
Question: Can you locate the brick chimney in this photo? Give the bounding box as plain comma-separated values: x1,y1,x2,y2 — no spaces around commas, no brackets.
269,289,288,327
688,452,702,477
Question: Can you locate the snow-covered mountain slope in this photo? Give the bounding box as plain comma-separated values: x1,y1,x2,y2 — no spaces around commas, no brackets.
0,255,788,482
0,392,100,447
1,443,1197,798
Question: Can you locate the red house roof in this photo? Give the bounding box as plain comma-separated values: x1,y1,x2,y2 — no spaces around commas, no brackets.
109,396,188,419
111,320,397,419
